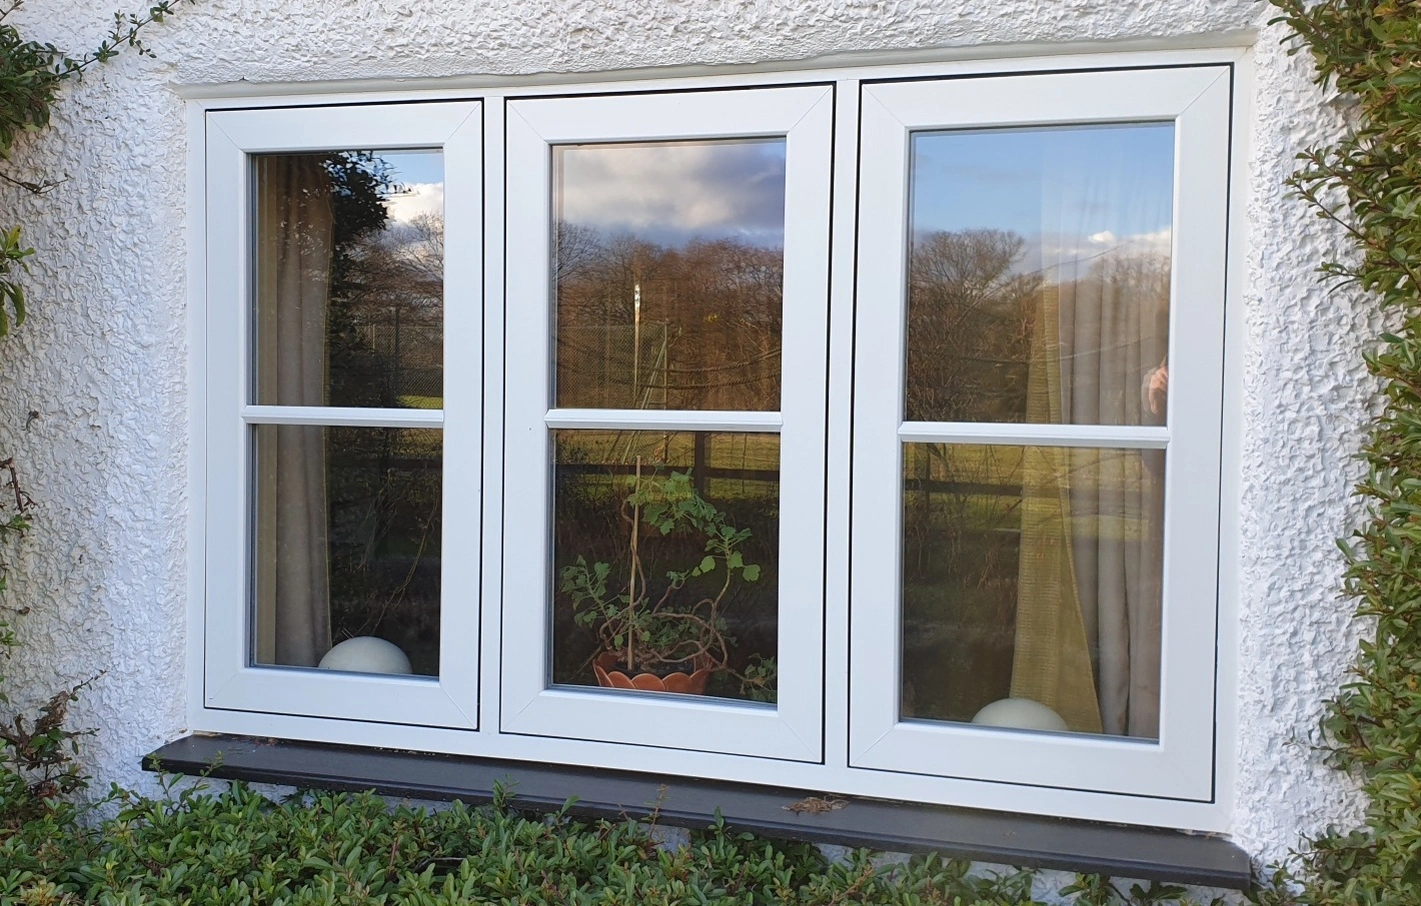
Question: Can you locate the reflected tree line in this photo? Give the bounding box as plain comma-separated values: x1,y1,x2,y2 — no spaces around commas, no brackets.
553,222,784,412
905,229,1041,424
900,226,1171,722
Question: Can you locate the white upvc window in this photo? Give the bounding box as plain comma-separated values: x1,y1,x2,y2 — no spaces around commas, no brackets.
501,86,833,760
850,67,1230,799
195,55,1237,823
203,102,484,727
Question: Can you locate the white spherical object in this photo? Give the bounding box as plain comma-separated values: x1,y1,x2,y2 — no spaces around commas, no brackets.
318,637,412,675
971,697,1068,732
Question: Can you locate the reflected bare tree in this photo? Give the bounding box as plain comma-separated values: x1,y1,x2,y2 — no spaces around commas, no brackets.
553,222,784,411
903,229,1040,596
905,229,1042,423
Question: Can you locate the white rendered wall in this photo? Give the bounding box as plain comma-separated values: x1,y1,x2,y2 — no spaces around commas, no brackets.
0,0,1372,869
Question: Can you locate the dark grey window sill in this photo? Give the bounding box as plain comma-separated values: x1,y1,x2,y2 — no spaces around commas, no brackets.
144,734,1250,890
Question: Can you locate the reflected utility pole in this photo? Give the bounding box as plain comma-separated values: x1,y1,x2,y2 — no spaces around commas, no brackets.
632,280,642,408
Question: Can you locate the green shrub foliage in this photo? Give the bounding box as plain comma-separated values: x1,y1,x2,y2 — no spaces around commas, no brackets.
1251,1,1421,904
0,779,1224,906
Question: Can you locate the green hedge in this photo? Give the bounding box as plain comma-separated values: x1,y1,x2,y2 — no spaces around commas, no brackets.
0,781,1224,906
1250,2,1421,905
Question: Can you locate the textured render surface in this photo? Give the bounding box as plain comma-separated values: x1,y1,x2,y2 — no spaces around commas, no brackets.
0,0,1371,869
1232,34,1376,859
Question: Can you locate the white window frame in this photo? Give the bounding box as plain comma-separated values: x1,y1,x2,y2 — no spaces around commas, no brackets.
849,67,1231,799
500,86,833,761
185,47,1248,832
202,102,484,728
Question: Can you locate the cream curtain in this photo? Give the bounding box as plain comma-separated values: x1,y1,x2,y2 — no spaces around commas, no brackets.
1010,298,1106,733
254,156,334,668
1010,129,1168,738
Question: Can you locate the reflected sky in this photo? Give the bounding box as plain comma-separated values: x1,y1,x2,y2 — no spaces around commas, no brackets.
368,125,1173,260
910,123,1175,273
555,139,787,249
374,150,444,225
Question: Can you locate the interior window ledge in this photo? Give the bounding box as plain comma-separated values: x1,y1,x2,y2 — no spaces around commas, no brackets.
143,734,1249,890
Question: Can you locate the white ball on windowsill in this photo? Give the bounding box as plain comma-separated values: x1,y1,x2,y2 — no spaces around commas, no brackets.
971,697,1068,732
318,637,412,675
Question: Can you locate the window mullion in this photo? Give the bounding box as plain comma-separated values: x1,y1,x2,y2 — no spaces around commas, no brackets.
242,405,445,429
898,421,1170,449
544,408,782,433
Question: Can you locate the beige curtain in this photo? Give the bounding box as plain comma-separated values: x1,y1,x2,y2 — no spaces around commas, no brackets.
1010,293,1105,734
1059,267,1166,738
254,156,334,668
1010,130,1168,738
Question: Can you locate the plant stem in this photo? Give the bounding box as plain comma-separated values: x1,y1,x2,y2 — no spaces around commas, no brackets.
626,456,641,672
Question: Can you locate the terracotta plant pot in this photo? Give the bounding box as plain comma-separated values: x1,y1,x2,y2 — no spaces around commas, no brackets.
592,651,713,695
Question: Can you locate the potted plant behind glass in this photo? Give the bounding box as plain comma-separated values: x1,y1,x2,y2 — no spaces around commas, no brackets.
559,460,772,697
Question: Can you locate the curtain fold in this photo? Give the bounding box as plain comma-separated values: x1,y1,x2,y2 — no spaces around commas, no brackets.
1010,129,1168,737
1009,285,1105,733
255,156,334,668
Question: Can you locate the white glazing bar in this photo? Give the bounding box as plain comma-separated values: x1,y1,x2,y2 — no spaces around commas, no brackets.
544,408,783,433
898,421,1170,449
241,405,445,429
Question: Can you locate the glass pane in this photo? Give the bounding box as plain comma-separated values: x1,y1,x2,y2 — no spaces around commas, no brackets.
551,429,779,703
254,150,444,409
900,443,1164,739
552,139,786,411
252,425,442,677
905,124,1173,426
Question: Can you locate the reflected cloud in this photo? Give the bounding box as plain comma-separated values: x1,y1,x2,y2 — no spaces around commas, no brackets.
386,182,444,224
1012,227,1173,279
556,140,786,248
1061,226,1170,261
